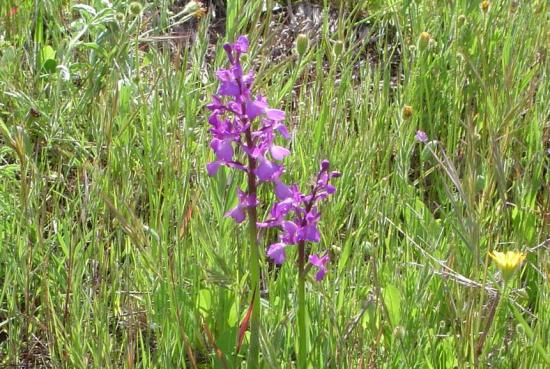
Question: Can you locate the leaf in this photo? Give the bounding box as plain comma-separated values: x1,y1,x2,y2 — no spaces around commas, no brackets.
72,4,97,17
41,45,56,61
337,238,352,274
227,301,238,327
198,289,212,317
382,284,401,327
237,288,256,354
41,45,57,73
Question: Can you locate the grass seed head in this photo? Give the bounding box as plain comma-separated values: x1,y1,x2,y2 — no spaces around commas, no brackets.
332,40,344,58
295,34,309,57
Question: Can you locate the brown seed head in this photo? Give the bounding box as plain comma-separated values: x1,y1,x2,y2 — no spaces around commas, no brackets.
403,105,413,119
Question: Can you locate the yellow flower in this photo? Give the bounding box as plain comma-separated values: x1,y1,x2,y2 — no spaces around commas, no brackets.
480,1,490,13
488,250,526,282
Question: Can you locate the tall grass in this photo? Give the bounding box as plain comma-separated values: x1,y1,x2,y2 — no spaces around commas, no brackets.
0,0,548,368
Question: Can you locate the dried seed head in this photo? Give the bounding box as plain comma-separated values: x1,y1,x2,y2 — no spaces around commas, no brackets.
402,105,413,119
419,32,431,49
183,1,206,18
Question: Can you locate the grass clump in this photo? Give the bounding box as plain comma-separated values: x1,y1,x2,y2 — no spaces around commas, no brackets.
0,0,549,368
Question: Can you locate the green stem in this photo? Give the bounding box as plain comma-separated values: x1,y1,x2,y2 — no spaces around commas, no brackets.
474,292,500,363
245,129,261,368
507,296,550,364
297,241,307,369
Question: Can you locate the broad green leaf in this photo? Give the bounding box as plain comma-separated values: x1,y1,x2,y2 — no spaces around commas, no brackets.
383,284,401,327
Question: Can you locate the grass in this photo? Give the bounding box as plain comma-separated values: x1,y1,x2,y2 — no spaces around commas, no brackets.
0,0,549,368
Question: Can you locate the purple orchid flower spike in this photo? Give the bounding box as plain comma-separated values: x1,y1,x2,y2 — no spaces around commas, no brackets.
206,35,295,367
206,35,291,224
262,160,340,281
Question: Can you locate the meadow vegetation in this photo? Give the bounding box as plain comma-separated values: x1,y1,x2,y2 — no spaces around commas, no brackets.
0,0,549,368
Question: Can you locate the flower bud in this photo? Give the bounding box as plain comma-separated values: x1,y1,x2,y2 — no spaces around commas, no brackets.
457,15,466,26
419,32,430,49
129,1,143,16
116,12,125,23
332,40,344,58
321,160,330,171
183,0,202,14
295,33,309,57
480,1,490,13
402,105,413,119
363,241,375,257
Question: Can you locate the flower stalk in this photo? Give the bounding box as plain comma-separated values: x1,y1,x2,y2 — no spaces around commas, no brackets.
261,160,339,368
207,35,338,368
297,240,307,369
245,130,261,366
206,35,289,367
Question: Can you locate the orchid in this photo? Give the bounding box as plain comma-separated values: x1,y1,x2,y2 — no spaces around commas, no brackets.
206,36,289,203
206,35,291,367
261,159,340,280
206,36,339,369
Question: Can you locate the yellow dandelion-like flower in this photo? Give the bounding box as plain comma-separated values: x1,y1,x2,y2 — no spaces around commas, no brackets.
488,250,526,282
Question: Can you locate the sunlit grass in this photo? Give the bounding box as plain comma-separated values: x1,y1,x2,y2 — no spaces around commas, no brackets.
0,0,549,368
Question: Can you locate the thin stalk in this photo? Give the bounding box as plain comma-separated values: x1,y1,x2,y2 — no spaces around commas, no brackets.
245,129,261,368
474,291,500,364
297,241,307,369
506,292,550,364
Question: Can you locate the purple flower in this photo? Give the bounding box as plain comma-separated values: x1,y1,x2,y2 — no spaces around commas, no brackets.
263,160,339,280
267,242,287,264
415,130,428,143
206,35,292,223
309,254,329,281
274,180,293,200
256,157,282,182
225,189,258,223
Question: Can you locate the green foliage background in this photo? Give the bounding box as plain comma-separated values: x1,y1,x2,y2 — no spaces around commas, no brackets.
0,0,548,368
